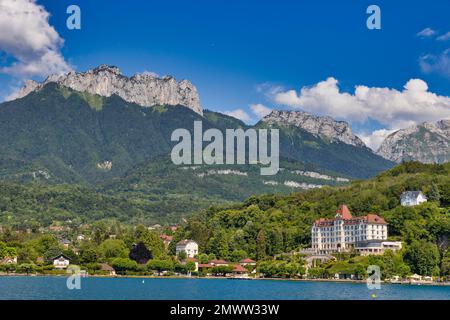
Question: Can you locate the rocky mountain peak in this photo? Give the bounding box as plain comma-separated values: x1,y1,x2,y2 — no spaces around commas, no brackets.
262,110,366,147
377,119,450,163
14,65,202,115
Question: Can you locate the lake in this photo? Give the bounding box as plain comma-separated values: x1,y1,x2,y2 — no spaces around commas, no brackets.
0,276,449,300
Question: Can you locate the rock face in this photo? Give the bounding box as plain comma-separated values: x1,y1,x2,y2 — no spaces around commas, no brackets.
377,120,450,163
15,65,202,115
262,110,366,147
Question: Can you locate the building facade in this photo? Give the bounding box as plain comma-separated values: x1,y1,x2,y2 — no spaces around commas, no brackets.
400,191,427,207
52,254,70,269
312,204,390,254
176,240,199,258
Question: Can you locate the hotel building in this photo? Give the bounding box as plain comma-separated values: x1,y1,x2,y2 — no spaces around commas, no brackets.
311,204,400,255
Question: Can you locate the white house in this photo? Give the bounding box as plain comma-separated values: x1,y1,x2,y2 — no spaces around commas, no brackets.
52,254,70,269
176,240,198,258
312,204,389,254
400,191,427,206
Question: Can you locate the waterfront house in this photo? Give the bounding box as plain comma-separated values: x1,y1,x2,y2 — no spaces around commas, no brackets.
209,259,229,266
356,240,402,255
232,264,248,273
176,240,198,258
400,191,427,207
239,258,256,266
198,263,213,271
0,256,17,264
231,264,249,277
100,263,116,276
312,204,389,254
52,254,71,269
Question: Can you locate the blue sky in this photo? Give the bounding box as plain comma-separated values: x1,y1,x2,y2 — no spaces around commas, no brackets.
1,0,450,149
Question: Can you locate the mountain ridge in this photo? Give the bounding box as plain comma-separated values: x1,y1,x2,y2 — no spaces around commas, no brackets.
377,119,450,164
13,64,203,115
262,110,366,147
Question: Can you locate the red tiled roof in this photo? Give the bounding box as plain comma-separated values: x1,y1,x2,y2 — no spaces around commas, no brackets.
314,205,387,226
198,264,213,268
186,257,198,262
209,259,229,265
232,264,248,273
366,214,386,224
239,258,256,263
160,234,173,241
336,204,352,219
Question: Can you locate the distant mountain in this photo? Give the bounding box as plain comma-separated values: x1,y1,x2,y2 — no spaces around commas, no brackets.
378,120,450,164
262,110,365,147
258,110,394,178
14,65,202,115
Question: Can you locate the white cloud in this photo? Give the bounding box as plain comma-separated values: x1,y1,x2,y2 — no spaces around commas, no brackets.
250,103,272,118
0,0,71,78
437,32,450,41
224,109,252,122
420,49,450,78
357,129,396,151
417,27,436,38
274,77,450,130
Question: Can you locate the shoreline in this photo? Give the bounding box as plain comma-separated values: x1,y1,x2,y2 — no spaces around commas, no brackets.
1,273,449,287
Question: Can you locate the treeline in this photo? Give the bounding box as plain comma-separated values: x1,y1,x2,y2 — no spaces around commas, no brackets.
0,181,186,227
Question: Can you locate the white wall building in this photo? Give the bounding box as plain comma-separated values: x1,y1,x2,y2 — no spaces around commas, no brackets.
400,191,427,207
53,254,70,269
176,240,198,258
312,204,390,255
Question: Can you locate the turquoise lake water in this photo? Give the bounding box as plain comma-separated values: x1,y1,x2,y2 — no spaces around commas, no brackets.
0,277,449,300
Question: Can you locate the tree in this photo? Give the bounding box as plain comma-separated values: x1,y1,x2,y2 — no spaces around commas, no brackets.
441,256,450,278
80,248,99,264
98,239,128,260
177,250,187,260
17,263,36,275
111,258,138,274
230,249,247,262
147,259,174,275
0,245,17,259
404,241,440,276
17,246,38,264
136,228,165,259
207,231,229,259
198,253,210,264
129,242,152,264
185,261,196,273
33,235,59,255
428,183,441,203
256,230,266,260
